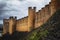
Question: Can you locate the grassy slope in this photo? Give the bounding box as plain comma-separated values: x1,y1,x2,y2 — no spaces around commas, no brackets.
24,10,60,40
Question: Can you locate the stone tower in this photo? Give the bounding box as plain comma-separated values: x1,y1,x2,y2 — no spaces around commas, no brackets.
3,19,9,35
3,16,17,35
50,0,60,15
28,7,36,31
9,16,16,34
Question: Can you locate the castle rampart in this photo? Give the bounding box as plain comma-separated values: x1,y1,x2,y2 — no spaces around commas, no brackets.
3,19,9,34
3,0,60,35
16,17,28,32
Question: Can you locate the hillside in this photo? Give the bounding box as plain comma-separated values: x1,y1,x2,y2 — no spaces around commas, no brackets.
24,9,60,40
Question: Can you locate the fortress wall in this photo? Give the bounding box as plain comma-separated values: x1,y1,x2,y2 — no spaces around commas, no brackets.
40,9,44,23
44,4,50,22
35,13,37,28
16,7,36,32
34,0,60,28
16,19,21,31
38,10,41,22
37,10,41,27
3,0,60,35
37,7,45,27
51,0,60,10
35,9,43,28
16,2,52,32
50,0,54,15
50,0,60,15
57,0,60,10
41,7,45,23
16,17,28,32
35,12,39,28
23,17,28,28
37,10,42,28
3,19,9,34
39,8,45,25
45,5,49,15
49,2,51,15
35,4,51,28
35,7,45,28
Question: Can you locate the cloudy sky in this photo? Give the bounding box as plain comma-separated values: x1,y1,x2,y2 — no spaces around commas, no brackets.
0,0,50,24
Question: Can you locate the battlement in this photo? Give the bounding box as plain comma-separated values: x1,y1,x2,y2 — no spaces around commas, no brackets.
28,7,32,9
9,16,17,20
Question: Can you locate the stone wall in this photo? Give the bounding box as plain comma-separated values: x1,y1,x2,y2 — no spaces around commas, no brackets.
3,16,17,34
16,17,28,32
3,19,9,34
3,0,60,35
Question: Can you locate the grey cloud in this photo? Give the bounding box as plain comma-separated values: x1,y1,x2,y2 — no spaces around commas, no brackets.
0,2,7,24
0,15,9,19
0,1,7,24
0,15,9,24
0,2,6,15
19,0,25,1
0,16,3,20
0,20,3,24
